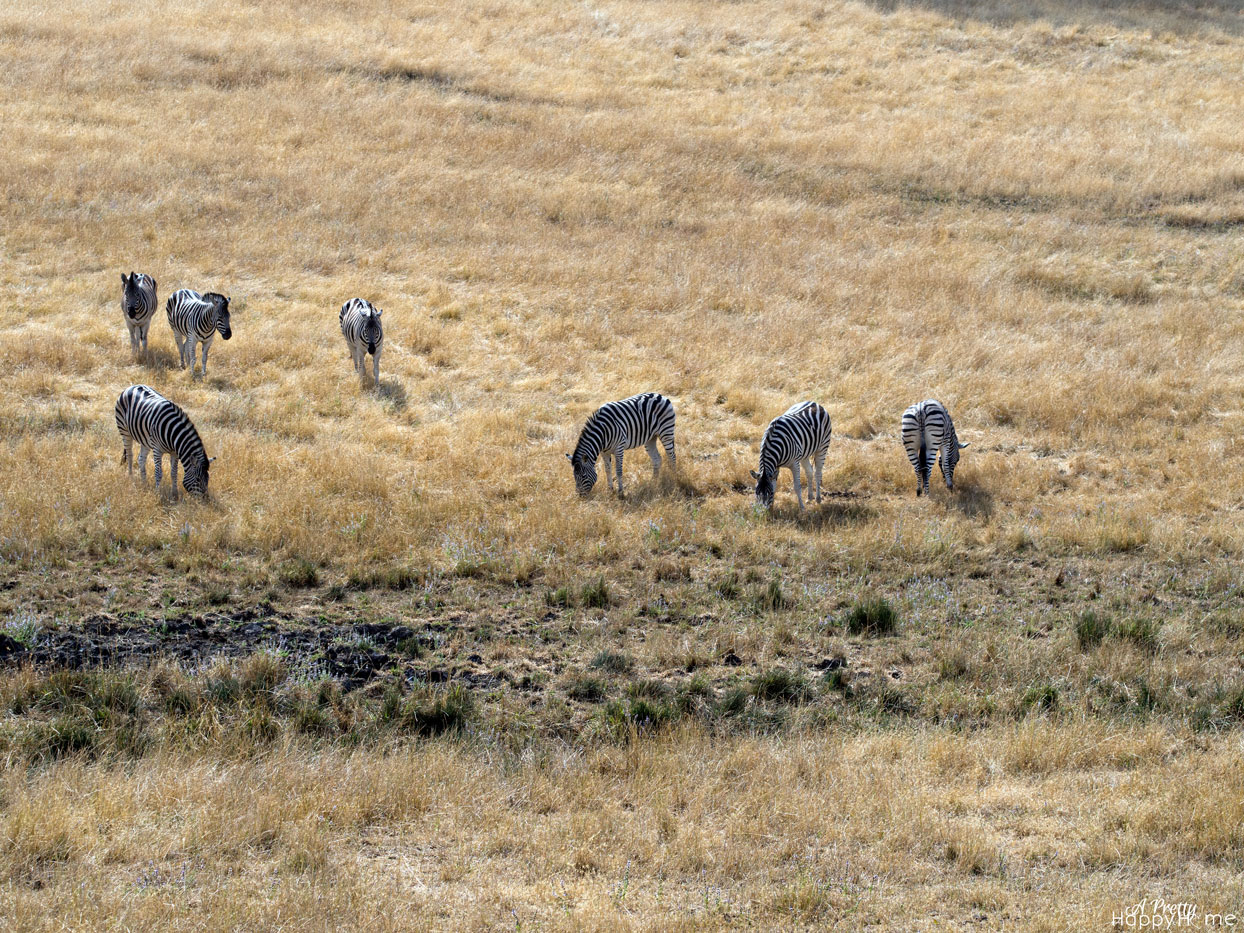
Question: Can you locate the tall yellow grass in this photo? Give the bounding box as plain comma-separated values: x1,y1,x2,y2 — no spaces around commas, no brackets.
2,0,1243,590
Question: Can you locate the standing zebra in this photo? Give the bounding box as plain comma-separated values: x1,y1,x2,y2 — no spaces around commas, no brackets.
338,298,383,386
120,272,157,355
566,392,676,497
750,401,833,510
166,289,232,377
901,399,967,497
115,384,213,498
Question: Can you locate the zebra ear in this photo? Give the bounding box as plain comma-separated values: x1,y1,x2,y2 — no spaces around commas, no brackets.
959,442,969,450
374,307,383,317
749,470,760,480
121,272,129,285
565,453,572,462
208,457,216,463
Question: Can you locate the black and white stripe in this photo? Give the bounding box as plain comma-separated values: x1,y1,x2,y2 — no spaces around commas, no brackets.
339,298,383,385
120,272,157,354
750,401,832,510
567,392,676,497
901,399,967,497
166,288,232,377
115,384,212,498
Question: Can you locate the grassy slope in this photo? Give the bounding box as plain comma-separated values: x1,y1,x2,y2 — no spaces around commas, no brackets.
2,0,1244,929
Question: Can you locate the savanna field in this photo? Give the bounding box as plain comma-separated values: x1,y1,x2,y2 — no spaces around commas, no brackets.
2,0,1244,928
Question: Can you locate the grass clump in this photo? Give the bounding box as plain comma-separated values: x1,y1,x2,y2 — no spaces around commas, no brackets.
751,667,812,704
279,558,320,589
754,578,790,613
1074,611,1111,649
590,650,634,674
581,576,610,609
564,674,607,702
845,597,899,637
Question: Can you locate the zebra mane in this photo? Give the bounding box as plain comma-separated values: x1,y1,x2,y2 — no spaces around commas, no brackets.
571,410,602,462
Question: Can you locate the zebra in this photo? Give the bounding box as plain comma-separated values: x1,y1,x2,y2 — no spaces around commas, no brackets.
901,399,968,497
120,272,157,355
566,392,676,497
166,289,232,377
115,384,213,498
339,298,383,386
750,401,833,510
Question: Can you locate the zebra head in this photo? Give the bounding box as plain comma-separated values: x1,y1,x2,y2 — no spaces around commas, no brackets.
750,468,777,509
205,293,232,340
121,272,143,320
183,453,214,498
566,453,597,497
363,305,382,355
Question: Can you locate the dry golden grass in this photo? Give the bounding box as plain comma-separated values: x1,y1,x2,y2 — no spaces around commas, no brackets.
3,0,1244,927
1,724,1242,931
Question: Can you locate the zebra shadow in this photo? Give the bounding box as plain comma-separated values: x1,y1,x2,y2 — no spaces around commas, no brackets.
376,379,407,410
136,347,180,372
796,493,877,529
949,482,993,521
613,471,703,507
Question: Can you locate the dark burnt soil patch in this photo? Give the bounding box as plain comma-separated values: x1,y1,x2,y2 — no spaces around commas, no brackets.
0,611,499,693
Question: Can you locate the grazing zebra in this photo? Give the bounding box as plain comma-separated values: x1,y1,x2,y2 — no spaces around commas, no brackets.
115,384,212,498
901,399,967,497
750,401,833,510
338,298,383,386
120,272,157,354
566,392,676,497
166,289,232,377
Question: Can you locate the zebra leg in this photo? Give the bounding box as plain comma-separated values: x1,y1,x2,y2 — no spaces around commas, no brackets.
373,347,381,387
615,448,625,497
814,453,825,503
153,452,163,492
602,451,613,493
791,462,804,510
171,457,180,500
802,458,815,504
662,434,676,471
645,439,661,477
200,336,212,377
122,438,132,473
139,446,149,483
173,332,185,368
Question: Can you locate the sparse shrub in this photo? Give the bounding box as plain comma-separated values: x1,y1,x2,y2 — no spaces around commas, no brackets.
1074,611,1110,650
22,713,97,761
596,698,676,740
238,652,288,698
1113,618,1161,654
755,578,789,613
395,636,424,658
845,597,898,637
564,674,607,702
626,678,671,700
717,687,750,717
1019,682,1060,716
545,586,575,610
936,648,970,681
394,685,475,736
590,650,633,674
581,576,610,609
822,667,851,693
713,570,741,600
751,668,812,704
279,558,319,589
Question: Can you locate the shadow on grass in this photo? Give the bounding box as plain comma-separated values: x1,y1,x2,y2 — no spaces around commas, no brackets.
135,347,180,373
949,482,994,521
860,0,1244,35
377,379,407,410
